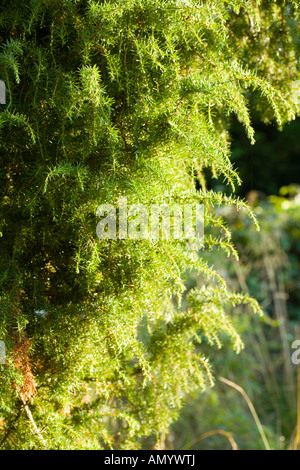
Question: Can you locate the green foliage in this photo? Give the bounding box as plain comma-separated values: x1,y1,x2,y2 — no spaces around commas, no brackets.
0,0,299,449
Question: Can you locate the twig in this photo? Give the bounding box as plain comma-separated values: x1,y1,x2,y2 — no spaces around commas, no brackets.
219,376,271,450
183,429,238,450
22,400,47,449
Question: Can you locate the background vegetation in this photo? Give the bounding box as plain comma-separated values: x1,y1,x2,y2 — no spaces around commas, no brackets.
170,118,300,450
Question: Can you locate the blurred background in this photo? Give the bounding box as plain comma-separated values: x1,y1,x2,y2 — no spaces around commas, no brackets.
169,116,300,450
